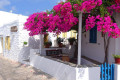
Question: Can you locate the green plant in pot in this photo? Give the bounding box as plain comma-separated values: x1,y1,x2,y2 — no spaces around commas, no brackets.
57,37,63,47
44,41,52,48
68,37,75,45
23,41,28,46
24,42,27,45
113,54,120,64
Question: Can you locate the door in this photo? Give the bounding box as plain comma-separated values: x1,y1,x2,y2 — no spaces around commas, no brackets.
0,37,3,54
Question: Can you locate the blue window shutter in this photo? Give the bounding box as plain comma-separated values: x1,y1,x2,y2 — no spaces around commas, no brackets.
89,26,97,43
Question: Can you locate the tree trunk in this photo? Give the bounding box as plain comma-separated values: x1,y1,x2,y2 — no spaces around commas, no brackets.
103,34,110,63
104,46,108,63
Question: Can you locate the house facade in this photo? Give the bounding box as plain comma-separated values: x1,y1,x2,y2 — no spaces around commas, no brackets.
0,11,120,80
81,12,120,64
0,11,41,64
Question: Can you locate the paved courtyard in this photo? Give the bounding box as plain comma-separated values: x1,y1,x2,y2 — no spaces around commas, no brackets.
0,55,56,80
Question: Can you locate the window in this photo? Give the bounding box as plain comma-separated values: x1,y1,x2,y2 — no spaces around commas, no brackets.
89,26,97,43
5,36,10,50
70,30,77,39
62,32,67,38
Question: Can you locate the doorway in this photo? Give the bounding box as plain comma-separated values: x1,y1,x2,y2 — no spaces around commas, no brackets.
0,37,3,55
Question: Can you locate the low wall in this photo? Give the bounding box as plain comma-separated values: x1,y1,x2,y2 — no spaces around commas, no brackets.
30,49,100,80
114,64,120,80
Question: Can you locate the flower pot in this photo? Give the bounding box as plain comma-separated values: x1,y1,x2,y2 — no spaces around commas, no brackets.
70,42,73,45
58,43,63,47
45,45,50,48
115,58,120,64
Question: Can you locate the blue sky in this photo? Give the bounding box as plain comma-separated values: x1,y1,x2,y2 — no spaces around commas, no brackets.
0,0,61,16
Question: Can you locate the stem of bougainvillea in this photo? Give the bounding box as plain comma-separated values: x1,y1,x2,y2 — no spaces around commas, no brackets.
103,34,111,63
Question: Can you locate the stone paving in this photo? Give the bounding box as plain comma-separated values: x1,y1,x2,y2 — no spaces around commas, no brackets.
0,56,56,80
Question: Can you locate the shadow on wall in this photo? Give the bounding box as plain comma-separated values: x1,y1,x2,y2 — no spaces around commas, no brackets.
18,36,40,61
28,37,40,49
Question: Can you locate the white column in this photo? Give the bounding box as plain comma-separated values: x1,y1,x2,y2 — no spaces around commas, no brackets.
39,34,43,54
114,64,120,80
77,12,82,65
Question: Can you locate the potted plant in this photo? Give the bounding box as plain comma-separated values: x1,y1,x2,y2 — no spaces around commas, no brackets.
68,37,75,45
23,41,28,46
44,41,52,48
113,54,120,64
57,37,63,47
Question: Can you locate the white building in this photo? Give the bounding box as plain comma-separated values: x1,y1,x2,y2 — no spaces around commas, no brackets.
81,12,120,64
0,11,120,80
0,11,41,64
0,11,120,64
0,11,75,64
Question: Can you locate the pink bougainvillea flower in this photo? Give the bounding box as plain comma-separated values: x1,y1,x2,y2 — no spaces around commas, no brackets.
74,0,102,13
85,15,120,38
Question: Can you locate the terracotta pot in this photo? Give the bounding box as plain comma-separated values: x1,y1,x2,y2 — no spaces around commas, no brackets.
70,42,73,45
115,58,120,64
58,43,63,47
45,45,50,48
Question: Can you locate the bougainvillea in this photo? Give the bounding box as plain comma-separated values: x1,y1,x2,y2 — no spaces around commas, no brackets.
24,0,120,38
85,15,120,38
85,15,96,31
24,12,50,36
73,0,102,13
24,2,78,36
24,0,120,63
46,2,78,34
107,4,120,15
115,0,120,4
45,2,78,34
53,2,72,16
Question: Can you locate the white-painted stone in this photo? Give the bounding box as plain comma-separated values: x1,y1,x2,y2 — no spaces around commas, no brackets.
0,11,32,63
30,49,100,80
114,64,120,80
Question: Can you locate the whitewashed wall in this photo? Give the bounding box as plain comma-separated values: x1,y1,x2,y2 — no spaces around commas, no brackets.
0,13,31,63
81,12,120,64
17,16,30,62
114,13,120,56
0,38,2,53
0,12,73,62
30,49,100,80
114,64,120,80
81,30,115,63
0,11,22,27
1,21,20,61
